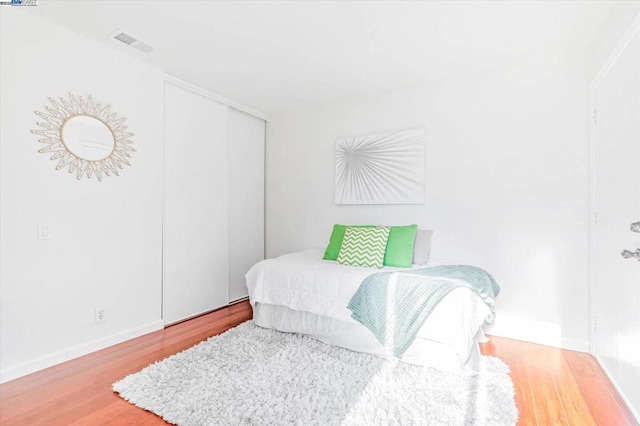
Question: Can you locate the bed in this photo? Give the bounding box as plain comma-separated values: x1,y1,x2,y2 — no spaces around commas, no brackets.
246,248,497,375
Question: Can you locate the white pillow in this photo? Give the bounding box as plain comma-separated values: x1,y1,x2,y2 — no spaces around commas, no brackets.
412,229,433,264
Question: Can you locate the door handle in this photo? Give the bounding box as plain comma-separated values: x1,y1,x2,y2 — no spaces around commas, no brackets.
631,222,640,233
621,248,640,261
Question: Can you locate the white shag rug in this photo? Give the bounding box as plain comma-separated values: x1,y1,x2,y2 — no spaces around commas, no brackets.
113,321,517,426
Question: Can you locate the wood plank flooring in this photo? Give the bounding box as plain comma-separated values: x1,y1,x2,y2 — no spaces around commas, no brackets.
0,301,637,425
479,336,638,425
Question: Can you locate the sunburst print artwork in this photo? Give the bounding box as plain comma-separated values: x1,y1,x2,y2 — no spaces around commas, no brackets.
31,93,135,181
335,127,426,205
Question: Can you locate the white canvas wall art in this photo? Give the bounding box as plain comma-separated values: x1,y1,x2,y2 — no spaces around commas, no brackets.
335,127,426,205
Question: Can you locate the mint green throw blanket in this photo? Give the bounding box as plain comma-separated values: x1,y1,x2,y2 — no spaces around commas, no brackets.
346,265,500,357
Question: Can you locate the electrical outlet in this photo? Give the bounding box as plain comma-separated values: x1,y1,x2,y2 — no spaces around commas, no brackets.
95,307,106,324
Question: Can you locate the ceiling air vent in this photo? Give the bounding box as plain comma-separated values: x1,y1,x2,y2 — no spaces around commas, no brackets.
114,32,137,45
110,30,154,54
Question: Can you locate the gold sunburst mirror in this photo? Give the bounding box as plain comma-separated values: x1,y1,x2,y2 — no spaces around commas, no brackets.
31,93,135,181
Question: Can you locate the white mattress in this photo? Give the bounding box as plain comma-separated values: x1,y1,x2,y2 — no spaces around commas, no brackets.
246,249,491,373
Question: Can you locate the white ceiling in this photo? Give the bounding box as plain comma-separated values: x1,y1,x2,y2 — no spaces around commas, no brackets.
29,1,614,116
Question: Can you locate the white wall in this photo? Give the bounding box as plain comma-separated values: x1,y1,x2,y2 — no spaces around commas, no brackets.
266,50,591,350
589,2,640,80
0,11,164,381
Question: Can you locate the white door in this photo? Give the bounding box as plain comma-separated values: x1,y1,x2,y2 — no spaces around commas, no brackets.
227,109,265,302
591,23,640,415
164,82,229,324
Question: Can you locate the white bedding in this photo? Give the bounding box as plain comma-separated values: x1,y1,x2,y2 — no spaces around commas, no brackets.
246,249,491,372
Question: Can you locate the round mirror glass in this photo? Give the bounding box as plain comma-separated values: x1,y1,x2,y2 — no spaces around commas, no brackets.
61,116,115,161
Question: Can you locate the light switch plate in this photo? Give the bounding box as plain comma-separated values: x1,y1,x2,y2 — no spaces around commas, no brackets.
37,224,51,240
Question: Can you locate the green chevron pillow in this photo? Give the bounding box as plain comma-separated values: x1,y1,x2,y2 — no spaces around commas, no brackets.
337,226,391,268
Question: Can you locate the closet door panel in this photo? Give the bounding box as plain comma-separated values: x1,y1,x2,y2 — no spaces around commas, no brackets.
228,108,265,301
164,82,229,324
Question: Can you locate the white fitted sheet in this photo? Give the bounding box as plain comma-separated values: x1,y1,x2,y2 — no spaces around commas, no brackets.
246,249,491,372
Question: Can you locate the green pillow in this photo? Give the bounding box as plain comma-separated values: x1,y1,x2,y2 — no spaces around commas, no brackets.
384,224,418,267
323,224,375,260
337,226,391,268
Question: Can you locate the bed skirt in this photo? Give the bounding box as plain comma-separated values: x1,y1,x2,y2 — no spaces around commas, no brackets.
253,302,484,375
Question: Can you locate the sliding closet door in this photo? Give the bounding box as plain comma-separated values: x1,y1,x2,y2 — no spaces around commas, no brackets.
227,108,265,301
164,82,229,325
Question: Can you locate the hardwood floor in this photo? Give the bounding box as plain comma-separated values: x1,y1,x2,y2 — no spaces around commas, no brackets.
479,336,638,425
0,301,637,425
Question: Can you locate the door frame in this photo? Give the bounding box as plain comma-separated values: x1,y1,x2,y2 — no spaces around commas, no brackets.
588,12,640,354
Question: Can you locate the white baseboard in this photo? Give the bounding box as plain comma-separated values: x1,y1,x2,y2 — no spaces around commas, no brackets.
561,337,590,353
595,355,640,423
486,315,589,352
229,295,249,305
0,320,164,384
